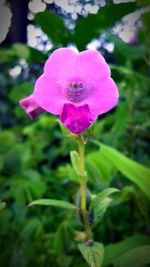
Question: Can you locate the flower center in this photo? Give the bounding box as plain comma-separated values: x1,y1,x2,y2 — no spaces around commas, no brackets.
66,82,89,103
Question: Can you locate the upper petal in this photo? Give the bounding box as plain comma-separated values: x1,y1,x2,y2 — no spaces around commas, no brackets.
76,50,111,83
86,77,119,116
44,48,78,81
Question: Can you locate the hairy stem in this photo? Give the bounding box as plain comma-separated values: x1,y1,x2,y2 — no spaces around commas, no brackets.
78,136,93,241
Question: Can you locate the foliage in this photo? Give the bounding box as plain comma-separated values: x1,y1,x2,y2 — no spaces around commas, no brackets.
78,242,104,267
0,1,150,267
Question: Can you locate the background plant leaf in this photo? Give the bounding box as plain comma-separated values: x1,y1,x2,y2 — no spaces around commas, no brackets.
0,201,6,211
35,11,70,45
104,234,150,266
114,245,150,267
88,142,150,199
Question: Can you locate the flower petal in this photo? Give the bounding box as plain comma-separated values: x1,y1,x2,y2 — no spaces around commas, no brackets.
86,77,119,116
19,94,45,119
76,50,111,83
33,74,65,115
60,103,96,134
44,48,78,81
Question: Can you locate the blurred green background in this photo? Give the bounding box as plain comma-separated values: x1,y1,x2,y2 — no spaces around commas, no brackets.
0,0,150,266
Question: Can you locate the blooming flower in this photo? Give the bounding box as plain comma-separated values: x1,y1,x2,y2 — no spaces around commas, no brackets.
19,48,119,134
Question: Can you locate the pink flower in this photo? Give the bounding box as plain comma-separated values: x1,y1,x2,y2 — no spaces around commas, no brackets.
19,48,119,134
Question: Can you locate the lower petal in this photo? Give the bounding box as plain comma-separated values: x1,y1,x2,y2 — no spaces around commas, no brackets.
19,94,46,119
60,103,96,134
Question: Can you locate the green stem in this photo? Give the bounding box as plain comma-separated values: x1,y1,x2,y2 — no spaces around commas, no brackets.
78,136,93,241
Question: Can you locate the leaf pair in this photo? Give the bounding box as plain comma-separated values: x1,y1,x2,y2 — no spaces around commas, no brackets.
29,187,119,227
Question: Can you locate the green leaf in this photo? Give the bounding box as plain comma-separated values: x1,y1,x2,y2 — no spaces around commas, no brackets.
0,155,4,171
53,222,74,255
70,150,80,175
104,234,150,266
78,242,104,267
10,82,33,102
0,47,15,63
29,199,77,210
57,254,72,267
0,209,12,235
4,147,23,174
141,11,150,64
0,201,6,211
114,245,150,267
90,188,119,210
86,156,112,182
9,171,46,204
28,46,47,62
89,189,117,227
12,43,30,59
73,2,136,50
91,197,113,227
0,131,16,153
110,103,129,146
0,43,46,63
107,33,146,60
21,218,43,239
90,142,150,199
12,43,47,62
138,0,150,6
35,11,70,45
110,64,150,85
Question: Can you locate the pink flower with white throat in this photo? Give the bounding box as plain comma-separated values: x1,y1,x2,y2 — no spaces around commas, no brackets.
19,48,119,134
